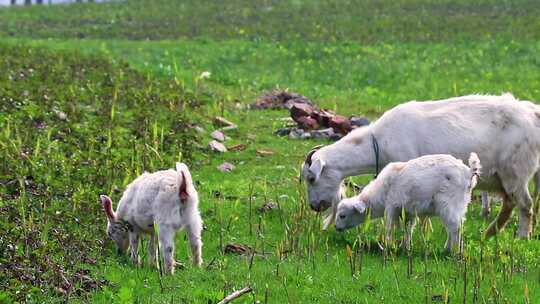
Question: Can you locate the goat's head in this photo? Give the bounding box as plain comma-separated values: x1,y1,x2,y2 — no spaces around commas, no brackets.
100,195,129,253
301,145,344,212
335,196,367,231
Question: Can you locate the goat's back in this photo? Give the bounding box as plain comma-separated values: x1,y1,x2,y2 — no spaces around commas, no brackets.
385,155,472,206
371,94,540,182
115,169,179,218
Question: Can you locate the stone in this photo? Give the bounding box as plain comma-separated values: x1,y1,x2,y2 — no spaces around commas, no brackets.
228,143,248,151
311,128,335,139
217,162,235,172
258,201,278,213
193,125,206,134
208,140,227,153
300,132,312,139
213,116,236,128
55,110,68,121
296,116,319,130
330,133,344,141
311,109,334,127
250,90,314,110
290,103,315,121
210,130,226,142
329,115,351,134
220,125,238,132
224,243,251,255
256,149,275,157
275,127,292,136
284,97,312,109
350,116,370,127
288,128,304,139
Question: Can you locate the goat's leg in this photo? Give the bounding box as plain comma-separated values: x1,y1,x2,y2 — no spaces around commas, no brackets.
129,232,139,265
480,192,491,218
515,186,533,239
148,231,156,267
403,216,417,251
443,219,461,253
532,171,540,234
157,224,177,274
384,208,398,245
445,226,460,253
186,221,203,267
484,191,514,237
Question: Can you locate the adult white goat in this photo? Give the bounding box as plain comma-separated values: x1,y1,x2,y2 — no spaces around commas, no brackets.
302,94,540,238
335,153,481,251
100,162,203,274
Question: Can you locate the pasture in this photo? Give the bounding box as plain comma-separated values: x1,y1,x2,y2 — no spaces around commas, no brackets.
1,0,540,303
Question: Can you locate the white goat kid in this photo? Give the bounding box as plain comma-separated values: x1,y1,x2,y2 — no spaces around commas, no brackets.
100,162,203,274
303,94,540,238
335,153,481,251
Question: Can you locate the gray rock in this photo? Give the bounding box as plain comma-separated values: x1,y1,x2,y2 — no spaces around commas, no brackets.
220,125,238,132
288,128,304,140
258,201,278,213
217,162,235,172
208,140,227,153
311,128,334,139
300,132,312,139
193,126,206,134
54,110,68,121
275,127,292,136
210,130,226,142
330,133,344,141
350,116,370,127
213,116,237,128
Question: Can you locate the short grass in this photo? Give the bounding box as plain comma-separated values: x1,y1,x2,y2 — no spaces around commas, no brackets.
1,0,539,42
1,0,540,303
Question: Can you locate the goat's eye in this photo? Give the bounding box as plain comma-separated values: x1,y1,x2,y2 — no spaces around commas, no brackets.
308,177,316,184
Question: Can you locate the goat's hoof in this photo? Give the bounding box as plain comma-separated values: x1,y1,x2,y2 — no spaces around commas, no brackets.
193,259,203,267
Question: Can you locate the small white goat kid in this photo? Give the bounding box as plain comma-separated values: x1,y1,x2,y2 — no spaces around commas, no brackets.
335,153,481,251
100,162,203,274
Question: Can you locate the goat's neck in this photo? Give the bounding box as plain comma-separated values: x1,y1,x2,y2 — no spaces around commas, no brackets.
323,128,383,178
361,182,387,219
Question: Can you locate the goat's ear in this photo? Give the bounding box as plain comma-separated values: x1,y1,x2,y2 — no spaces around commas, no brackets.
100,195,115,222
309,158,325,181
353,200,366,214
304,145,323,167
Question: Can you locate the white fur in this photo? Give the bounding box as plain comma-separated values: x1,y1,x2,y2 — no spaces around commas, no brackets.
101,162,203,274
335,154,481,251
303,94,540,238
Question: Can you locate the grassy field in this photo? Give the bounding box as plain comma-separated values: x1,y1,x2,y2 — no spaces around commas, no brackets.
1,0,540,303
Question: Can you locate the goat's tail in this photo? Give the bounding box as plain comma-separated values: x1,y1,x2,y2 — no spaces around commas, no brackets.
176,162,194,202
468,152,481,189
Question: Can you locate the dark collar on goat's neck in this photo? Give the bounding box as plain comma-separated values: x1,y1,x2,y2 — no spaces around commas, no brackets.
371,133,380,178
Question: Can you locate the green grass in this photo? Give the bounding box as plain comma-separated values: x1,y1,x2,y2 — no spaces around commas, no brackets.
5,38,540,113
1,0,540,303
1,0,540,43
